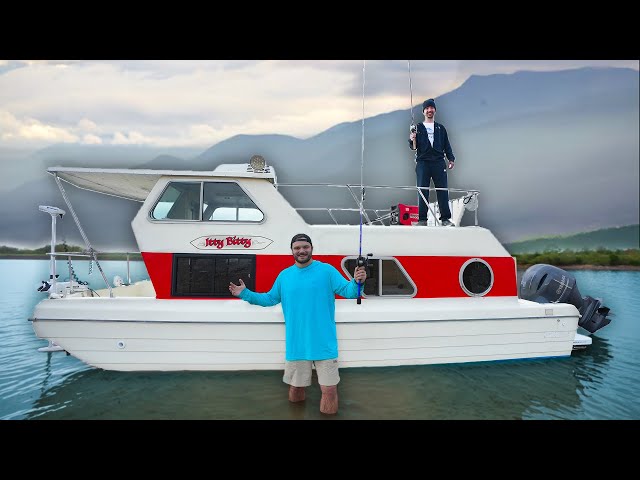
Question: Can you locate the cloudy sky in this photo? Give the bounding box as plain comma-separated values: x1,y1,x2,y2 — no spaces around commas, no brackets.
1,60,638,150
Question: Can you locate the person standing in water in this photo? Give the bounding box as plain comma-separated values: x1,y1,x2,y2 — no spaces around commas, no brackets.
229,233,367,415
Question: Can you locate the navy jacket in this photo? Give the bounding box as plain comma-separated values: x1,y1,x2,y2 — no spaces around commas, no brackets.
409,121,456,163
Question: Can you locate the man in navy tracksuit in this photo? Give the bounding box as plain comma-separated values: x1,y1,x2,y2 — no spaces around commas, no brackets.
408,98,456,226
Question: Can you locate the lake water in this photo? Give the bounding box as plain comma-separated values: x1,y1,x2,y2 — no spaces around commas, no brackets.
1,259,639,420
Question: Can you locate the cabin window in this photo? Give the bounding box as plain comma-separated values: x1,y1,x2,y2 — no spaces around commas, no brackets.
459,258,494,297
172,254,256,297
343,257,416,297
203,182,263,222
150,181,264,222
151,182,201,220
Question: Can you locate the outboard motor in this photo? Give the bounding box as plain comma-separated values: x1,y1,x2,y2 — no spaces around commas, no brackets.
520,264,611,334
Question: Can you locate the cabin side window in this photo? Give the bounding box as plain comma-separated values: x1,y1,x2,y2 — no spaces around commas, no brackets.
151,182,201,220
172,254,256,297
343,257,416,297
203,182,264,222
150,181,264,222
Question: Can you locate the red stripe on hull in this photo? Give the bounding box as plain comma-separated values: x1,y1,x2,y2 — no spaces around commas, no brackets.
141,252,173,299
396,255,516,297
141,253,517,299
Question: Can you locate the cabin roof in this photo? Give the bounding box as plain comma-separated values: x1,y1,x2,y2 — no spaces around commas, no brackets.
47,164,277,202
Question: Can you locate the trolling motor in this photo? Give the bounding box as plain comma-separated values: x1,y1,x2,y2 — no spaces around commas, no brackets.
519,264,612,334
38,280,54,292
38,205,66,295
356,253,373,305
36,206,68,353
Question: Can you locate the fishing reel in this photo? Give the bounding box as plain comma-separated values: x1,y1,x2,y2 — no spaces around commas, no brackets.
409,123,417,152
355,253,372,305
356,253,373,275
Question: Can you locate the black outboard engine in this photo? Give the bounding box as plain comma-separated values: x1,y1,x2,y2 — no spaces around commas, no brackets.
519,264,611,334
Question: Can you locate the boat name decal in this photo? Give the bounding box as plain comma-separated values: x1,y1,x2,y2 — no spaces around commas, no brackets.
190,235,273,250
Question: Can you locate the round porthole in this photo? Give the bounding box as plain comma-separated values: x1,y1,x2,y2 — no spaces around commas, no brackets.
117,341,126,349
459,258,494,296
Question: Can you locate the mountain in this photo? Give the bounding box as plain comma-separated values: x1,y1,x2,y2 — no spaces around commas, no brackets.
505,224,640,253
30,144,203,170
0,67,637,250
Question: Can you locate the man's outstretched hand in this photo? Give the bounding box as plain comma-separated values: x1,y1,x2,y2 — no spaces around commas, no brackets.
229,279,246,297
353,266,367,284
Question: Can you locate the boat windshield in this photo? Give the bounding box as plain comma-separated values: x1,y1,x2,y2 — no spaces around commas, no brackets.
150,181,264,222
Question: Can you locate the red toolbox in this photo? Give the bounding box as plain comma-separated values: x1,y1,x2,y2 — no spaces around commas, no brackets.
397,203,418,225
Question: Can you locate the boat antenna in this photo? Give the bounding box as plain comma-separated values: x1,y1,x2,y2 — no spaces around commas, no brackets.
357,60,366,305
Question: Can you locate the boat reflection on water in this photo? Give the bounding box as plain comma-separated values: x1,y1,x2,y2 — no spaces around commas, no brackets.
339,335,613,420
26,336,612,420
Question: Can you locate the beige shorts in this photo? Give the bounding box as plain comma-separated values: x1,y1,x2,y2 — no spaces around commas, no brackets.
283,358,340,387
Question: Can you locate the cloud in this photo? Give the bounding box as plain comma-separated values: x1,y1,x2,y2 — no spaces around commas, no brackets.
0,60,637,149
0,109,77,144
82,133,102,144
112,131,153,145
78,118,98,131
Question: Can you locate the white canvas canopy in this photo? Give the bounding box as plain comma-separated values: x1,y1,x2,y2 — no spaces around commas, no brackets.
47,165,277,202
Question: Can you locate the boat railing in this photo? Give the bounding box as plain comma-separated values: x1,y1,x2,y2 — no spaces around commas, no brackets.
276,183,480,226
44,251,141,298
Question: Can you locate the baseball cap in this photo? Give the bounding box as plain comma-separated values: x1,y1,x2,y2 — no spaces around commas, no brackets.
290,233,312,247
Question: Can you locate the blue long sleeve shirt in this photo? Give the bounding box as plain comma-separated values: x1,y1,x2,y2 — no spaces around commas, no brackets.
239,260,359,361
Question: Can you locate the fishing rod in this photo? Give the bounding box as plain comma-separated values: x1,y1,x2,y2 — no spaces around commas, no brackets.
357,60,367,305
409,60,432,221
408,60,417,151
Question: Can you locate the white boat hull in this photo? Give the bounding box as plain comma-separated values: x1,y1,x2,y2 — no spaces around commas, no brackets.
32,297,581,371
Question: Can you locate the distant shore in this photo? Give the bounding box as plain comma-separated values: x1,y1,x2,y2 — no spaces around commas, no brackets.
518,264,640,271
0,255,143,261
2,255,639,271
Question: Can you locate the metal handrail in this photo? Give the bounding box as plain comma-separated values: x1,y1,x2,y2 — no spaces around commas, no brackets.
46,251,141,294
277,183,480,226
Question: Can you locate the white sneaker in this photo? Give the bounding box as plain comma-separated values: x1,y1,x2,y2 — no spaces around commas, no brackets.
441,219,454,227
415,220,429,226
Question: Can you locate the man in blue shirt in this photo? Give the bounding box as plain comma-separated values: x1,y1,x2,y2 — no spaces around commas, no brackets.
229,233,367,415
408,98,456,226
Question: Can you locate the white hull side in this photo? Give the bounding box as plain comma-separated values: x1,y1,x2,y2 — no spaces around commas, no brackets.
32,297,580,372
